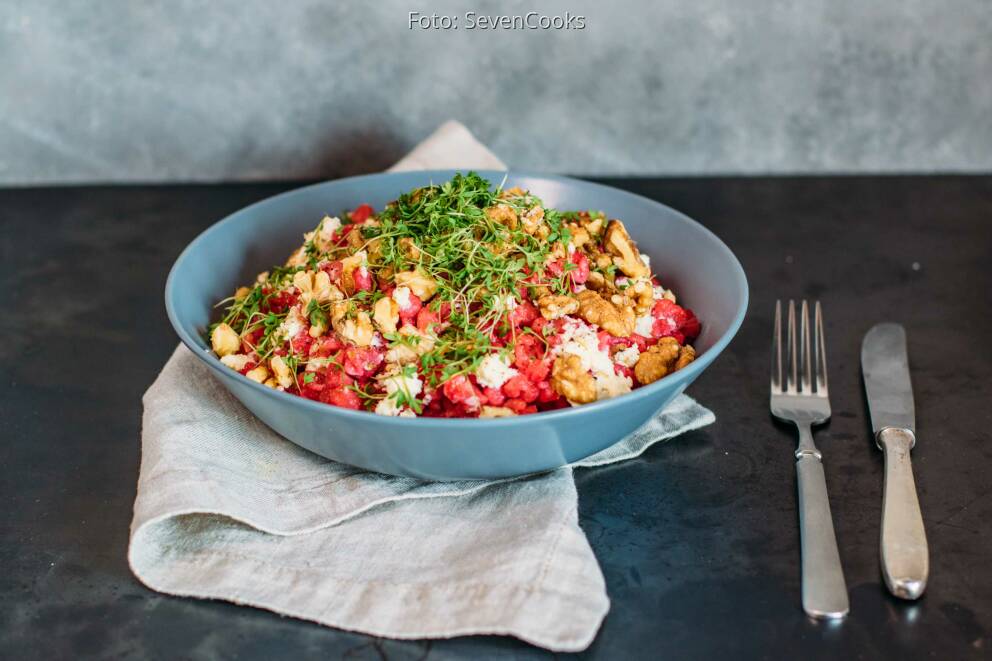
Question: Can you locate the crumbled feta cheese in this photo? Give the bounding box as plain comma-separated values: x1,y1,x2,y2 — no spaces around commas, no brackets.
381,371,423,399
375,397,417,417
220,354,252,371
475,353,518,389
278,306,307,340
492,294,518,313
370,334,384,348
567,242,576,254
614,344,641,368
319,215,342,239
554,318,633,402
392,286,412,309
635,313,655,337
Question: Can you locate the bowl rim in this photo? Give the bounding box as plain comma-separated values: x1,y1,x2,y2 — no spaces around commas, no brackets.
165,169,748,427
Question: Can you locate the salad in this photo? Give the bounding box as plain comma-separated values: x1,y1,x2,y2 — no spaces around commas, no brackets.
207,173,700,418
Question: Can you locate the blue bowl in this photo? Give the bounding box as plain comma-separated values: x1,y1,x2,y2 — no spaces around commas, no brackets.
166,171,747,480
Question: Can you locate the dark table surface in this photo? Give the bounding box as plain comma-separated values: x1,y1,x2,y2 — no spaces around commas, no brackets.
2,176,990,660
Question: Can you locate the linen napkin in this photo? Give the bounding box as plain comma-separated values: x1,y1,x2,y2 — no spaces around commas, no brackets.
129,121,715,652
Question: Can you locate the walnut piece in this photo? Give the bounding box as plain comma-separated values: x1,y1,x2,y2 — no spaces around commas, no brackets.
604,220,649,279
568,225,591,249
285,245,308,268
398,237,422,261
339,251,368,295
395,269,438,301
269,355,295,389
629,280,654,316
373,296,400,334
520,206,545,235
294,270,342,305
576,290,635,337
633,337,696,385
485,204,518,230
499,186,527,199
331,303,374,347
210,323,241,357
480,406,516,418
538,294,579,320
551,354,597,404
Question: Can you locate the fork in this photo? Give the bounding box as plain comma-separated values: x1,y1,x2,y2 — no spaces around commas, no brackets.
771,300,849,619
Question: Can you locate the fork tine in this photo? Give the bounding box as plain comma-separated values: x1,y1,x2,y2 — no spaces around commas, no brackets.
771,300,782,393
800,300,812,394
815,301,828,395
786,300,798,394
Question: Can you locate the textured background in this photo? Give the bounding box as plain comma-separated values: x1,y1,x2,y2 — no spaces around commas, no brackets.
1,0,990,184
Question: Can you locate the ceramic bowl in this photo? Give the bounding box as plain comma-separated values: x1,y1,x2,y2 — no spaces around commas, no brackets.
166,171,747,480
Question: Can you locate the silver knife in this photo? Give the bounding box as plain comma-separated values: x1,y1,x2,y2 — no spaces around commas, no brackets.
861,323,929,599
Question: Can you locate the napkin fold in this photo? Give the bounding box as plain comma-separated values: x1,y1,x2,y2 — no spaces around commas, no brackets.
129,121,715,652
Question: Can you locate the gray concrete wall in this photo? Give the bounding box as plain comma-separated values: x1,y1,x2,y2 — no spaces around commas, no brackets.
1,0,989,184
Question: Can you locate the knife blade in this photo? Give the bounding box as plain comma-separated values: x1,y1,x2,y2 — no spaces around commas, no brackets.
861,322,929,600
861,323,915,437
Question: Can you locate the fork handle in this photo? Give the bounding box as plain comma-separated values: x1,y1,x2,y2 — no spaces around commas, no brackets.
878,427,929,599
796,448,849,619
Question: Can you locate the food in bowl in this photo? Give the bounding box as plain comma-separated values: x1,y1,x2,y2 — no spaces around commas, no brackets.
207,173,700,418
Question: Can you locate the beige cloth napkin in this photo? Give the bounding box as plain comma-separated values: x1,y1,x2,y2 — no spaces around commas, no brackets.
129,121,715,652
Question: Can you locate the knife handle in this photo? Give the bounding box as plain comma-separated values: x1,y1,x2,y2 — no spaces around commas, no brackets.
796,447,849,619
878,427,929,599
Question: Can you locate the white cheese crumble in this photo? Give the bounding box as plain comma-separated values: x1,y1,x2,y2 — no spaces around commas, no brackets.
475,353,518,389
635,313,655,337
492,294,519,313
321,215,342,235
392,285,412,309
375,397,417,417
641,254,651,271
554,318,632,402
220,354,252,371
614,344,641,368
278,306,307,340
381,371,423,399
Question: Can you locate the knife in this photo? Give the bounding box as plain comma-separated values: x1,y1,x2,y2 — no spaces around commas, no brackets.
861,323,929,600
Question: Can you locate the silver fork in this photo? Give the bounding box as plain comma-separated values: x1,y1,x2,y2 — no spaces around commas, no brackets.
771,300,849,619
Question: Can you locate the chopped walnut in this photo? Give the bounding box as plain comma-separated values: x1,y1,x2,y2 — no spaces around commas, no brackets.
373,296,400,334
485,204,518,230
269,355,295,389
584,215,605,237
538,294,579,320
576,290,635,337
675,343,696,370
339,251,368,295
385,324,435,365
633,337,696,385
568,225,591,249
294,270,343,305
629,280,654,316
395,269,438,301
331,303,375,347
521,206,545,235
500,186,527,199
585,271,610,292
480,406,516,418
210,323,240,357
285,245,308,268
398,237,422,261
235,286,251,299
604,220,649,279
551,354,597,404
